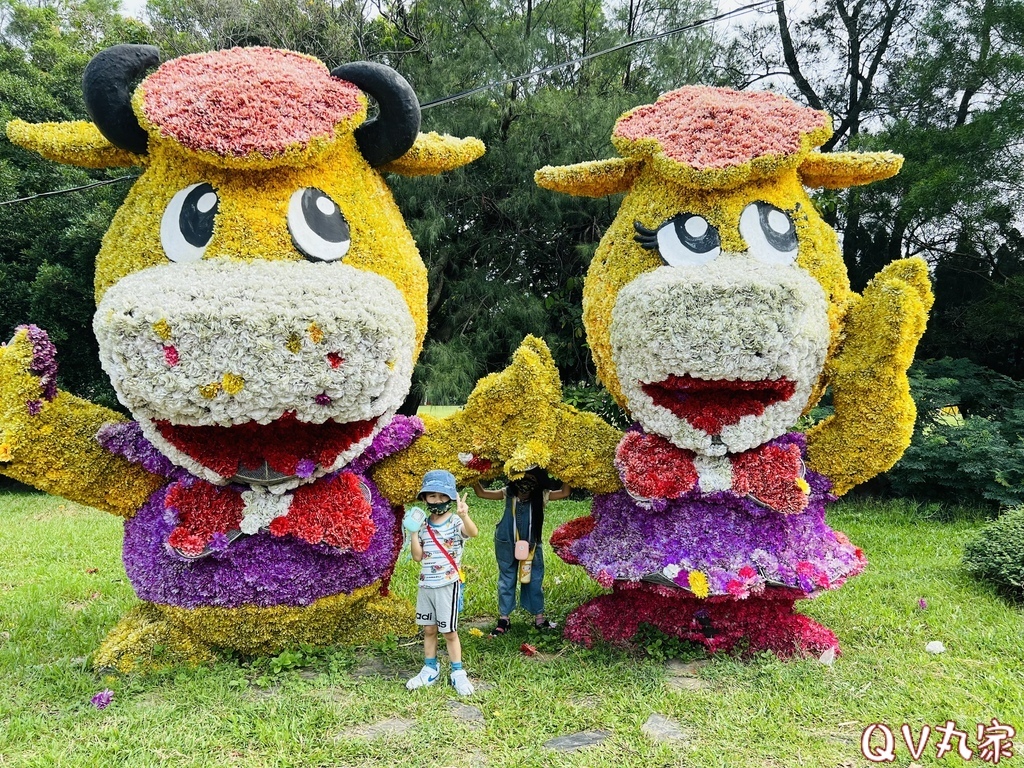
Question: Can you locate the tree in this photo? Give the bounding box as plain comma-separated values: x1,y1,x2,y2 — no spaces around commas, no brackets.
0,0,154,408
719,0,1024,375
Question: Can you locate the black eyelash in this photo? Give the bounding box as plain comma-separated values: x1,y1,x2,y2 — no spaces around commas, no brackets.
633,220,658,250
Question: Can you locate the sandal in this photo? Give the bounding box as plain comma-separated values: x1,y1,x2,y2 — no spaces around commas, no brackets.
534,618,558,631
489,618,510,637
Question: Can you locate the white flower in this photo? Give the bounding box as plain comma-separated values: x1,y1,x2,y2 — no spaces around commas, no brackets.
609,255,829,457
94,259,417,483
662,563,681,579
239,488,293,533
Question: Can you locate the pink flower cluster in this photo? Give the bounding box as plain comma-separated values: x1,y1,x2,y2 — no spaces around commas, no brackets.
142,47,364,158
563,582,839,657
614,86,829,169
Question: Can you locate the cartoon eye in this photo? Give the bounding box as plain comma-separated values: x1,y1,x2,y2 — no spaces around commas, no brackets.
160,183,219,263
739,202,798,265
634,214,720,266
288,188,351,262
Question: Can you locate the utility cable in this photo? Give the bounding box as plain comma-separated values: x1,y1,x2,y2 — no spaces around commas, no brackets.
0,0,775,206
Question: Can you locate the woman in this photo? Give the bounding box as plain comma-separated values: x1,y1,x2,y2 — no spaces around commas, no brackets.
473,468,570,635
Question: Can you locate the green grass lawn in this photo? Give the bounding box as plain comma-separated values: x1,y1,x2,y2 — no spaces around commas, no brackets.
0,491,1021,767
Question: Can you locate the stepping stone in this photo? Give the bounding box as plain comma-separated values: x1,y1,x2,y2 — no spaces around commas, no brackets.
543,730,610,752
350,657,415,680
664,658,710,691
463,616,496,629
666,676,707,692
641,713,689,744
665,659,709,677
447,700,485,730
298,670,320,680
571,695,600,708
338,717,417,740
471,678,495,692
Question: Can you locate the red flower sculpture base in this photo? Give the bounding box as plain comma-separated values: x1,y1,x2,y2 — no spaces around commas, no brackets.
563,582,838,657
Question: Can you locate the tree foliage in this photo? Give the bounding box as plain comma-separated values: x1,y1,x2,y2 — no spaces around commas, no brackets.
721,0,1024,376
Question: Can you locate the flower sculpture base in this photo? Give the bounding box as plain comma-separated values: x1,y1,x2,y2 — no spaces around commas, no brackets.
562,581,838,657
94,585,414,672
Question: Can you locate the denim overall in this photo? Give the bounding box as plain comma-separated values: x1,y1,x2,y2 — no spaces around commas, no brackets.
494,492,545,616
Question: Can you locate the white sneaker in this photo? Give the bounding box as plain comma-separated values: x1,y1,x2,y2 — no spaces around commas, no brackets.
450,669,475,696
405,665,439,690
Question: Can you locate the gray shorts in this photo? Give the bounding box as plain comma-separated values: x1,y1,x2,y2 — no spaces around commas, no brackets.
415,581,461,633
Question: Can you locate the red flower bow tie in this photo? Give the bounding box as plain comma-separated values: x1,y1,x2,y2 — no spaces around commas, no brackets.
165,471,375,557
614,431,810,514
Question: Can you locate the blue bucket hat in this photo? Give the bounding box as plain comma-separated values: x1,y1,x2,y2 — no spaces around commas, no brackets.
418,469,458,501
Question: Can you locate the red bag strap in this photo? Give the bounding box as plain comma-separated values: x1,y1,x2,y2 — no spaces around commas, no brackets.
426,522,464,582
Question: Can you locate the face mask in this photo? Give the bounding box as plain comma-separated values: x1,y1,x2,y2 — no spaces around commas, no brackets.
426,500,452,515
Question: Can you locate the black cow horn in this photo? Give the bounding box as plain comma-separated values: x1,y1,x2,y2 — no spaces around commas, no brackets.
331,62,421,168
83,44,161,155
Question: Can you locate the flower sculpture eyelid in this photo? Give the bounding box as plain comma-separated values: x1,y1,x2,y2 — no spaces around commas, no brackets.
739,202,798,266
160,182,219,263
634,215,720,267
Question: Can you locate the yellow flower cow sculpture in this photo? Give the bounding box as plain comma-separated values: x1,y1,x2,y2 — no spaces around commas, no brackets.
529,86,933,654
1,44,487,671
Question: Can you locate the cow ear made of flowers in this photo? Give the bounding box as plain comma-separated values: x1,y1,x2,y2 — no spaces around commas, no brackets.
522,86,934,656
0,44,492,671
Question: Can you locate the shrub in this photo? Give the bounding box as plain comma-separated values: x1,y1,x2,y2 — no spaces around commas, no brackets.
963,506,1024,599
883,358,1024,508
563,380,632,431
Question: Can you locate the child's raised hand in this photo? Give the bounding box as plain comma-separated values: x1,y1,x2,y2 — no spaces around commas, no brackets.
456,491,470,517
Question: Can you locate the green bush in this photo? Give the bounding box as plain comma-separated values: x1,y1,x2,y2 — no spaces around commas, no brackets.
963,506,1024,599
563,380,632,431
883,358,1024,508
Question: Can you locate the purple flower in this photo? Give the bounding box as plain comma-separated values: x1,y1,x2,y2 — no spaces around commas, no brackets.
91,689,114,709
17,325,59,401
563,432,863,598
26,400,42,416
210,532,230,551
95,421,186,479
918,598,928,610
295,458,317,479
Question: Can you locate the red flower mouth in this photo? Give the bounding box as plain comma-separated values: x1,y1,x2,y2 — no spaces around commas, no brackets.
155,411,375,480
641,375,796,435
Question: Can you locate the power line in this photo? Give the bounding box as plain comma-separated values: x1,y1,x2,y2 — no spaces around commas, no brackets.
421,0,775,110
0,174,137,207
0,0,774,207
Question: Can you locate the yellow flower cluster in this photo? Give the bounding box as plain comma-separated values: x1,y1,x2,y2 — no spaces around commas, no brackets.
373,336,623,504
797,150,904,190
85,138,431,354
534,157,642,198
5,119,143,168
0,329,162,516
94,586,414,672
570,167,856,409
381,132,486,177
688,570,710,599
806,258,933,495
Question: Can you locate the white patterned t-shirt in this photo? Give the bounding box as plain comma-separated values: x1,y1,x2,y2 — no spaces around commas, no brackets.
417,513,465,588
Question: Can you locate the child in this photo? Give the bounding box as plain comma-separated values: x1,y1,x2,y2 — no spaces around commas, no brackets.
406,469,478,696
473,468,570,636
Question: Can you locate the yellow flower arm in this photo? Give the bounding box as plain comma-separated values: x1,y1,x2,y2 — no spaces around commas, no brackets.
806,258,933,496
0,329,164,516
372,335,623,504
